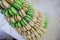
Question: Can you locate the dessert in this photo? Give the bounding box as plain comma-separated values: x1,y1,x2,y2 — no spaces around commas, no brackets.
0,0,48,40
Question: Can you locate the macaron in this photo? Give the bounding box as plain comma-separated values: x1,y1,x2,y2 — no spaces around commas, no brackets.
6,17,11,22
17,22,22,28
8,8,14,16
25,24,31,30
19,9,26,17
29,21,34,26
14,23,18,28
27,11,33,17
26,15,31,19
10,17,16,23
2,0,10,9
5,0,14,3
24,16,31,22
4,10,10,17
32,17,37,23
10,7,17,14
21,19,27,26
16,14,21,21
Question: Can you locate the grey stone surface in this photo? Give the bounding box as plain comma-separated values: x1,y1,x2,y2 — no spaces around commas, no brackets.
28,0,60,40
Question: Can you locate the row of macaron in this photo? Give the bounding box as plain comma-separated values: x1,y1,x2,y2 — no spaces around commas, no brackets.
19,13,46,40
6,9,39,28
1,0,35,28
0,0,26,9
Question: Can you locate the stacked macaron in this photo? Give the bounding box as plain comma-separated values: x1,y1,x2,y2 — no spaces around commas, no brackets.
0,0,48,40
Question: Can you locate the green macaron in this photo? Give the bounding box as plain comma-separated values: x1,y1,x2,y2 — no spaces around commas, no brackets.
24,16,31,22
10,7,17,14
12,2,22,9
21,19,27,26
27,12,34,17
4,9,10,17
17,22,22,28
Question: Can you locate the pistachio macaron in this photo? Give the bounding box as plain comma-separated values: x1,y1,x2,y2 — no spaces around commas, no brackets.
4,9,10,17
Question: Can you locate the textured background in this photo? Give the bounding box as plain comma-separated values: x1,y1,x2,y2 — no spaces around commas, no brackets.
28,0,60,40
